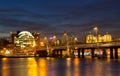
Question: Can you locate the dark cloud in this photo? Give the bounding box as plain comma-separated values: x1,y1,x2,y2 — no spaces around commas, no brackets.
0,9,27,13
0,0,120,40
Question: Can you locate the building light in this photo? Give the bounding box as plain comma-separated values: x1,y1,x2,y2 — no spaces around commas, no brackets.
40,41,45,46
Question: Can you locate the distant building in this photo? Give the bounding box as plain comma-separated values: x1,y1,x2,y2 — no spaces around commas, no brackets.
10,31,40,48
86,32,112,43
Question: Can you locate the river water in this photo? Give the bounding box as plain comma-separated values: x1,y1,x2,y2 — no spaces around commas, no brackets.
0,57,120,76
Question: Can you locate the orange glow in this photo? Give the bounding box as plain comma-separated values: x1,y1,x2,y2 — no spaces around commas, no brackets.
2,58,7,61
118,48,120,57
66,58,71,67
107,49,110,58
27,58,38,76
66,58,72,76
37,59,47,76
74,58,79,66
73,58,80,76
1,58,10,76
75,47,78,50
40,41,45,46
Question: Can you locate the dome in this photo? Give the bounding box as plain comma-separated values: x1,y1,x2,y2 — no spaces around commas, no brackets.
18,31,34,38
15,31,36,48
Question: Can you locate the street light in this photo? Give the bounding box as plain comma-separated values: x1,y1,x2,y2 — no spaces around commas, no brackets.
53,35,57,46
93,26,101,57
74,37,78,44
63,32,70,56
43,36,49,55
93,26,99,43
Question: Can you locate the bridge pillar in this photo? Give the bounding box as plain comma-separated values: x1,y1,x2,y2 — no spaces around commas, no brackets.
102,48,107,58
91,48,95,58
115,48,118,59
56,50,59,57
60,49,63,58
110,48,114,59
52,51,55,57
78,49,81,58
81,49,84,58
52,50,59,57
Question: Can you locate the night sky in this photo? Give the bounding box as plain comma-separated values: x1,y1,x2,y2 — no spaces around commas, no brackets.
0,0,120,40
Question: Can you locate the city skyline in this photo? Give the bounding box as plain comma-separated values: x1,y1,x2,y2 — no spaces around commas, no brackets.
0,0,120,40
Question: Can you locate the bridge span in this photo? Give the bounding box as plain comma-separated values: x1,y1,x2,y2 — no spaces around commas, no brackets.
36,42,120,59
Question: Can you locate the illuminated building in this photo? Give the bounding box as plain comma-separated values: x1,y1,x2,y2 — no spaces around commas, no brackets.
10,31,40,49
86,32,112,43
15,31,36,48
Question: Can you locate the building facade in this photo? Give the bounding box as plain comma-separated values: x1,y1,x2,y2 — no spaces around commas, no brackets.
86,32,112,43
10,31,40,49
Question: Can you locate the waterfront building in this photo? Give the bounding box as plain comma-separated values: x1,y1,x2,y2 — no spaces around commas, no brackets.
10,31,40,46
10,31,40,54
86,32,112,43
14,31,36,48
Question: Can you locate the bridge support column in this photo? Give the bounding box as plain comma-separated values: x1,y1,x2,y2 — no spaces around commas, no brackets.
110,48,114,59
81,49,84,58
91,48,95,58
60,49,63,58
52,51,56,57
102,48,107,58
115,48,118,59
56,50,59,57
53,50,59,57
78,49,81,58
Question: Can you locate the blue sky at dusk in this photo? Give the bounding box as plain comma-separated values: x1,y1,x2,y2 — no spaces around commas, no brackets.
0,0,120,40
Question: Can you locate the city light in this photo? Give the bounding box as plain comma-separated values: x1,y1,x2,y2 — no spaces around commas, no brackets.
0,28,120,58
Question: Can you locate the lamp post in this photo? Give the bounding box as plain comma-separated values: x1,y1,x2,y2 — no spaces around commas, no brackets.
93,26,101,57
74,37,78,44
93,26,99,43
53,35,57,46
44,37,49,55
63,32,69,56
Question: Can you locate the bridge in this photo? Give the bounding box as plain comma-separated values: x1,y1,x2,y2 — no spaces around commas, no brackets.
36,42,120,59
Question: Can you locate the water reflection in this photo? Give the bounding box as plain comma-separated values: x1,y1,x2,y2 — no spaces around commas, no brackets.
1,58,28,76
1,58,9,76
73,58,80,76
37,58,47,76
27,58,38,76
0,58,120,76
66,58,72,76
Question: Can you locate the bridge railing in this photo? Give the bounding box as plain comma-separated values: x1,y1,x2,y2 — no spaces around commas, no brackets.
38,41,120,50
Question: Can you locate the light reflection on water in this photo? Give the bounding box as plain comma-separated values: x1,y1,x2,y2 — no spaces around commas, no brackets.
0,58,120,76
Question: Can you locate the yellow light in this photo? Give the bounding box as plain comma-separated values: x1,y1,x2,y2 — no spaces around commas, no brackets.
64,33,67,36
10,32,13,35
74,58,79,66
74,37,78,41
75,47,78,50
5,50,10,55
38,59,47,76
53,35,56,39
2,58,7,61
27,58,38,76
32,41,36,47
40,42,45,46
93,26,98,31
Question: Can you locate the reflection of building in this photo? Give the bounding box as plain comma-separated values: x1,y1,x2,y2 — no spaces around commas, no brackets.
10,31,40,48
86,32,112,43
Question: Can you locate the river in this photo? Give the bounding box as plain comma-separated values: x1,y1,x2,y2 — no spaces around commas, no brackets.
0,57,120,76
